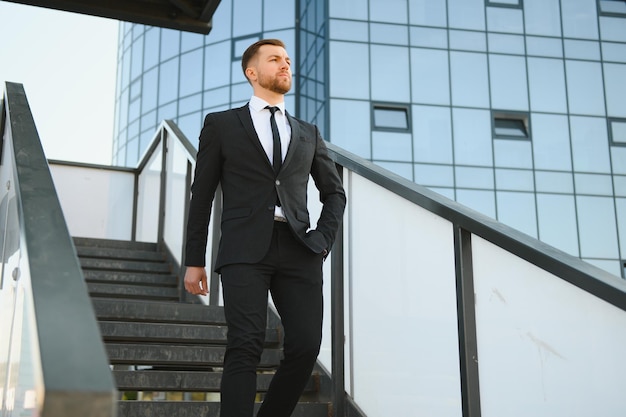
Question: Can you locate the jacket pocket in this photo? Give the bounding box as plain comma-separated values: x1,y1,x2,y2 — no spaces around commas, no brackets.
222,207,252,221
296,208,310,227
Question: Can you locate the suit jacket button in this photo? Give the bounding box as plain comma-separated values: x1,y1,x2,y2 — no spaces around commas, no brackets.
275,180,280,186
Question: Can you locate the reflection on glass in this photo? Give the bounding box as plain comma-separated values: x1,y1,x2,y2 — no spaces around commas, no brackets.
411,48,450,105
570,116,611,173
566,60,606,116
450,52,490,108
577,195,619,258
372,132,412,162
524,0,562,37
537,193,579,256
604,64,626,117
611,120,626,144
496,191,538,238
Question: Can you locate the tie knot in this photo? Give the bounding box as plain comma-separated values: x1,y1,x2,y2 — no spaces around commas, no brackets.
266,106,279,115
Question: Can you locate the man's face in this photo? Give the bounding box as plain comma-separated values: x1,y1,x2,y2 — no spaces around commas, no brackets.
252,44,292,94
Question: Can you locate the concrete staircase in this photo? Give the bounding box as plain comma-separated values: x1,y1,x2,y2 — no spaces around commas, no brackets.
74,237,332,417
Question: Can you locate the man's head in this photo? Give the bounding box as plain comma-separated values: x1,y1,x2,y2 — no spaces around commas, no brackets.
242,39,292,96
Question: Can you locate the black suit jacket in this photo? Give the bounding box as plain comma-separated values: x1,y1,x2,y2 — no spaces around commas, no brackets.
185,104,346,272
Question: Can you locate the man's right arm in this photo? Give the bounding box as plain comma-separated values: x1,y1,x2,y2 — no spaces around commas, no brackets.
184,113,223,267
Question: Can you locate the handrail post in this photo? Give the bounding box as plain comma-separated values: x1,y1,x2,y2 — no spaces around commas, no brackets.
331,164,346,417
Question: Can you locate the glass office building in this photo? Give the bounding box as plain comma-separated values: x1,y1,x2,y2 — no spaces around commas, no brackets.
113,0,626,277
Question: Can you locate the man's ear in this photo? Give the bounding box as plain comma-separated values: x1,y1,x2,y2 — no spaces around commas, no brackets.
245,67,256,82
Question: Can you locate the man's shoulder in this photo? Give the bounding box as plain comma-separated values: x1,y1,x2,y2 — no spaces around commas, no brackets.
205,104,249,121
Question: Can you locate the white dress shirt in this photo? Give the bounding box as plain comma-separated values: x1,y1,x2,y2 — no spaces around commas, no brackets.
249,96,292,218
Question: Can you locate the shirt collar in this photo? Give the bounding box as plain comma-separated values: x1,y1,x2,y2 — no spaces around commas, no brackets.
250,96,285,115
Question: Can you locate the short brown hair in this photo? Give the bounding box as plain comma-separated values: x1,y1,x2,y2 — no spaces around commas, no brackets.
241,39,286,81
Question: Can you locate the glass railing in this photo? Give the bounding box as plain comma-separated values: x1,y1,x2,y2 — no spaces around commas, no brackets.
47,99,626,417
0,82,116,417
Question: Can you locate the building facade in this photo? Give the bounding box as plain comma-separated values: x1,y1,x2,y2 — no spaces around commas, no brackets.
113,0,626,277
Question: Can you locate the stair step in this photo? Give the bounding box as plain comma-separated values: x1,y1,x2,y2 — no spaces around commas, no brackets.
113,370,318,392
76,246,166,262
88,283,179,300
99,322,279,345
81,258,171,273
83,270,177,287
116,400,330,417
106,343,282,367
92,299,226,324
73,237,158,252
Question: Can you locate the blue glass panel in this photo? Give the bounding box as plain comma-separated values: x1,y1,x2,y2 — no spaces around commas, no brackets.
143,28,160,70
616,198,626,258
140,110,157,134
232,0,262,36
524,0,562,37
561,0,599,40
414,164,454,187
203,41,231,90
371,45,410,102
488,33,525,55
204,87,231,109
496,191,538,238
489,55,528,111
564,40,601,60
495,169,534,191
612,146,626,175
487,7,524,33
412,105,453,164
600,16,626,42
329,41,370,99
452,108,493,166
179,93,202,116
179,49,203,97
409,0,447,27
409,27,448,49
526,36,563,58
575,173,614,196
532,114,572,170
456,189,496,218
535,171,574,194
177,112,203,141
125,136,139,166
157,102,177,125
450,30,487,52
263,0,295,31
208,0,231,42
158,57,179,105
566,61,606,116
448,0,485,31
370,23,408,45
141,67,158,112
160,29,180,61
602,42,626,63
329,0,368,19
570,116,611,173
369,0,408,24
131,37,144,80
604,63,626,118
537,193,579,256
372,132,412,162
455,167,494,189
614,176,626,197
429,187,455,200
527,58,567,113
577,196,619,258
411,49,450,106
330,99,371,159
330,19,368,42
450,52,490,108
181,31,204,53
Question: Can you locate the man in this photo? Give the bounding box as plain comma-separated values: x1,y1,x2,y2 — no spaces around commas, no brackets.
183,39,346,417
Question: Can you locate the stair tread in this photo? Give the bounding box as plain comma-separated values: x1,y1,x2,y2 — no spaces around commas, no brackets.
81,257,171,273
113,370,317,392
116,400,330,417
73,237,158,251
106,343,282,367
88,283,179,300
76,246,165,262
84,270,177,286
92,298,226,324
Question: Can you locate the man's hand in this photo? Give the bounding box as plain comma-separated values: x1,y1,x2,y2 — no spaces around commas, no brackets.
184,266,209,296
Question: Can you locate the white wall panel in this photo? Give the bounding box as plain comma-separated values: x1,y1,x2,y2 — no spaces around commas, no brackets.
50,165,134,240
347,173,462,417
472,236,626,417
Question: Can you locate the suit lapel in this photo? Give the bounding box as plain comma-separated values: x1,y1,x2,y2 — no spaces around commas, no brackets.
282,112,301,172
235,104,274,170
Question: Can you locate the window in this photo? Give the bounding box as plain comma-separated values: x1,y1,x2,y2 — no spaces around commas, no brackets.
492,111,530,139
232,34,261,60
486,0,523,8
372,103,411,132
598,0,626,17
609,118,626,146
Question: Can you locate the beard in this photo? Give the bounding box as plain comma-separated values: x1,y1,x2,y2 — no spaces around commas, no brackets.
258,71,291,94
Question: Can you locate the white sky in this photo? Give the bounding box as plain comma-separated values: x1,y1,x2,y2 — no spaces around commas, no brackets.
0,2,118,165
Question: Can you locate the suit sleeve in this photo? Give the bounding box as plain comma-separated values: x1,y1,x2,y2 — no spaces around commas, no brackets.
310,126,346,251
184,113,223,267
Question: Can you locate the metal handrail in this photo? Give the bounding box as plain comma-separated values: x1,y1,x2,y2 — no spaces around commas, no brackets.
1,82,116,417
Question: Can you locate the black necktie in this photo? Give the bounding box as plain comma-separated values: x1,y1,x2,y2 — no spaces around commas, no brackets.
266,106,282,175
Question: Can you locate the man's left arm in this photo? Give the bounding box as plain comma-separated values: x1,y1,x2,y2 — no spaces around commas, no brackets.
309,126,347,253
